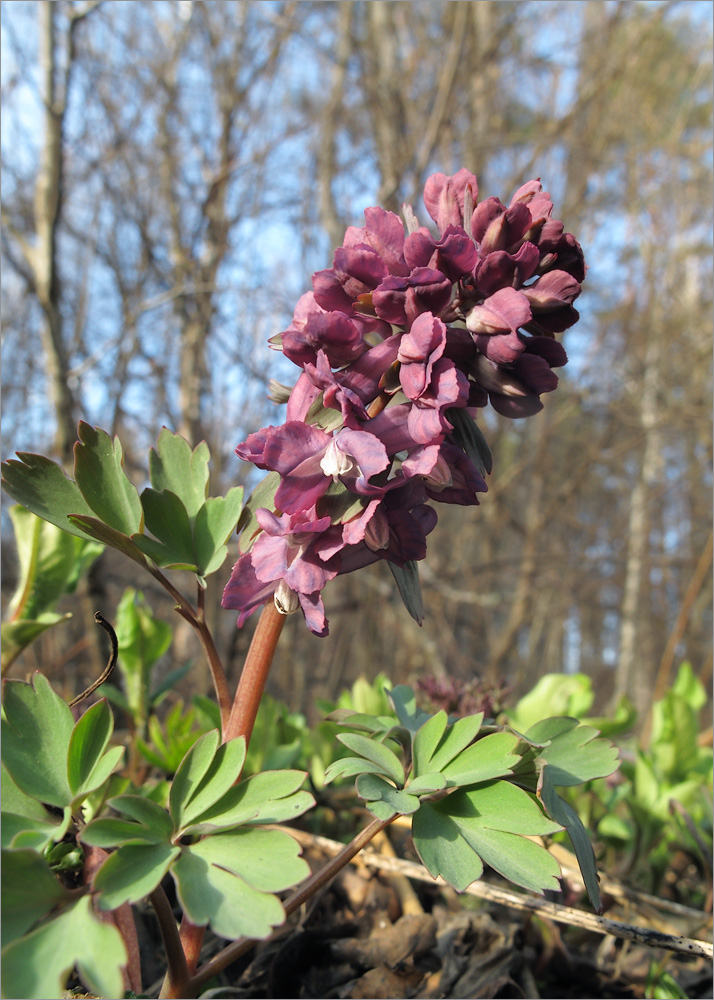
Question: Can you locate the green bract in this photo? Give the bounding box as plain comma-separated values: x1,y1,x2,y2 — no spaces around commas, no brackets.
1,424,244,587
82,730,314,939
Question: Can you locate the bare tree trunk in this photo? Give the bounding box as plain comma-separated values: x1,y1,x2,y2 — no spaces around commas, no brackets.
615,310,662,716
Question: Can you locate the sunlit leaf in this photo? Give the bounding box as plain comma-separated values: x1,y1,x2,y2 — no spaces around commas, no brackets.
413,779,563,894
172,848,286,940
1,848,71,947
1,673,74,807
73,422,143,535
148,429,210,521
1,894,126,1000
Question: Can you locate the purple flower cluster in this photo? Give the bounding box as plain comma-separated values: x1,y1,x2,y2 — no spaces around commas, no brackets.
223,170,585,635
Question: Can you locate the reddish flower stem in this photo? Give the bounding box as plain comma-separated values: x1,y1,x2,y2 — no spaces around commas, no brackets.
223,600,286,745
158,600,287,999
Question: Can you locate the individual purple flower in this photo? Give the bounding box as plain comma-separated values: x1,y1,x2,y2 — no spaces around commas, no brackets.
278,293,367,368
469,336,566,417
397,312,447,399
222,508,339,636
372,267,452,326
404,224,478,281
472,243,541,297
423,168,478,231
342,206,409,277
466,287,532,364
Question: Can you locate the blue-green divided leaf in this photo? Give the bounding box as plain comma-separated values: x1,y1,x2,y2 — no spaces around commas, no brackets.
73,422,143,535
337,732,405,786
426,714,485,774
1,673,74,807
1,452,96,542
412,711,448,776
82,794,174,848
236,471,281,553
387,560,424,625
538,774,603,912
183,769,313,834
356,773,420,820
2,764,72,851
388,685,432,734
406,772,446,795
526,718,620,786
193,487,245,577
93,842,180,909
173,737,247,833
446,407,493,476
1,848,72,947
172,848,286,940
133,488,198,570
169,729,221,828
413,780,563,894
324,710,397,734
149,429,210,521
2,811,72,853
67,699,124,802
323,757,391,784
189,827,309,893
1,894,126,1000
440,731,521,787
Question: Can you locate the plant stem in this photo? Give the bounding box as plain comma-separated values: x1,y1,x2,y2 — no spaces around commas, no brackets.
223,600,285,745
146,564,233,732
151,887,190,1000
190,815,392,992
179,914,206,976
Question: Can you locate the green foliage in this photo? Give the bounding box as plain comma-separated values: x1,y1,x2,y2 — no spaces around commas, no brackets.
604,666,712,890
323,683,620,908
135,698,217,774
98,588,174,736
1,506,103,673
1,424,244,587
2,674,124,814
83,730,314,938
504,671,636,739
1,674,129,998
1,889,127,1000
512,667,713,898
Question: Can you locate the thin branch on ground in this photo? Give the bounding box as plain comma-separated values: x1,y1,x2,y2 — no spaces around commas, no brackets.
283,827,714,961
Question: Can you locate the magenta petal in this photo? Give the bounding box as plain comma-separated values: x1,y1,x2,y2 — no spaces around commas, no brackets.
336,428,390,486
251,533,289,584
287,372,321,422
264,422,330,477
466,287,532,336
297,592,329,636
473,331,525,365
284,550,337,595
221,554,276,627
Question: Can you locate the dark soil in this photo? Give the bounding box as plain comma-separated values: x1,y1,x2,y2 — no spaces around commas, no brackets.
134,845,712,1000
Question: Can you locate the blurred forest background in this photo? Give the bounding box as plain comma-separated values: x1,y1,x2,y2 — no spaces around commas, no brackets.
1,0,712,730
